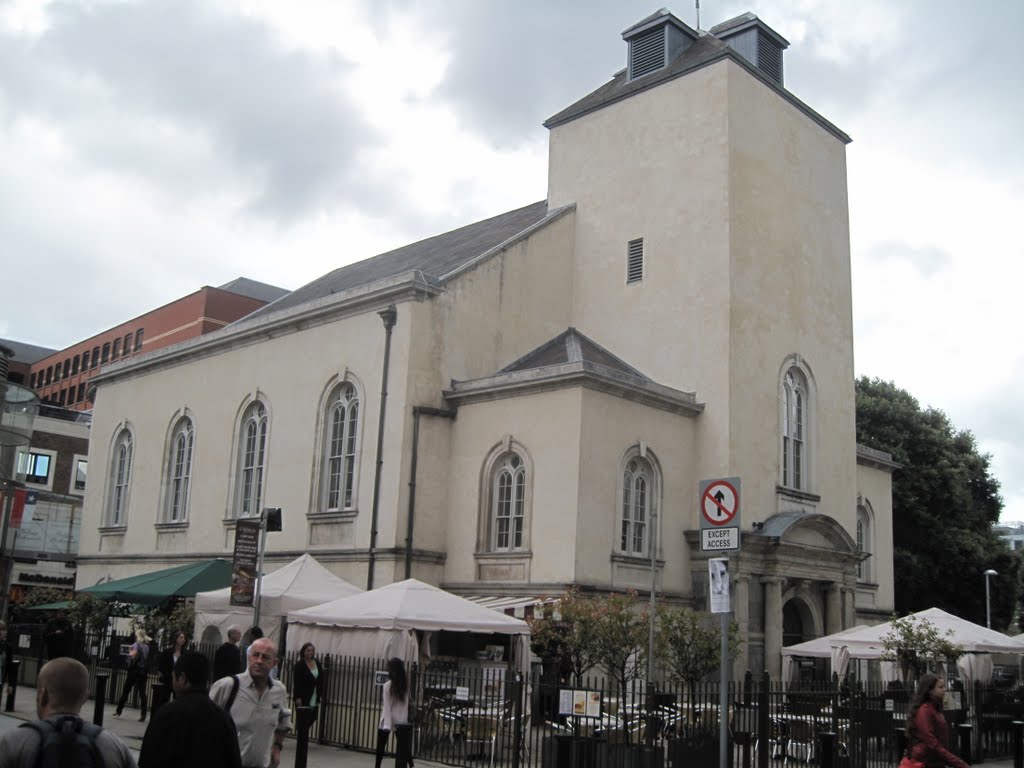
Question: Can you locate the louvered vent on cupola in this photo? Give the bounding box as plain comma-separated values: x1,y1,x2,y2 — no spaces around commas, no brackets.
623,10,699,82
709,13,789,87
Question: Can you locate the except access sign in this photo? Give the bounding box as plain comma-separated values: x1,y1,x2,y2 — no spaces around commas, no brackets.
698,477,741,552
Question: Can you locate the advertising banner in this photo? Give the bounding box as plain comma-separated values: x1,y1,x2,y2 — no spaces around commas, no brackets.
230,518,261,606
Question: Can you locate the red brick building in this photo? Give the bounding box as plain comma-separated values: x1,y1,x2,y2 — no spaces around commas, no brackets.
28,278,288,411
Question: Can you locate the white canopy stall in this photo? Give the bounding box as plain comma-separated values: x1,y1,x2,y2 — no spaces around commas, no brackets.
781,625,870,683
194,554,362,646
287,578,532,674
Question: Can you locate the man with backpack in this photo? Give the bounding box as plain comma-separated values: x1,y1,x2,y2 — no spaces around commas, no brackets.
0,656,136,767
139,650,241,768
210,638,290,768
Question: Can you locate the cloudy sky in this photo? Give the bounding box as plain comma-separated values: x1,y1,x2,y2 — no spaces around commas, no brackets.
1,0,1021,520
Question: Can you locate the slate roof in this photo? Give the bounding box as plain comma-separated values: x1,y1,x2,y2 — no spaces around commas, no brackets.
244,201,550,322
217,277,291,304
544,22,849,143
448,327,703,416
0,338,58,364
498,328,645,378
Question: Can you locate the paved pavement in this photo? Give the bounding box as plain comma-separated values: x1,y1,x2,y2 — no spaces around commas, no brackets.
0,684,446,768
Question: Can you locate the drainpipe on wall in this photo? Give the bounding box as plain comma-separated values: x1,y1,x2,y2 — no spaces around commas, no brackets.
405,405,456,579
367,305,397,590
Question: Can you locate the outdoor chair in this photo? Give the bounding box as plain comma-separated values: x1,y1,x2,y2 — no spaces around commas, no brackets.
464,713,499,767
784,718,817,766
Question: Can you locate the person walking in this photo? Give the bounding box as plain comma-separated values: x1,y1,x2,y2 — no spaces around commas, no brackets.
291,642,323,732
157,630,189,704
116,629,152,722
214,625,244,681
0,657,136,767
904,673,970,768
376,657,413,768
210,637,291,768
139,650,242,768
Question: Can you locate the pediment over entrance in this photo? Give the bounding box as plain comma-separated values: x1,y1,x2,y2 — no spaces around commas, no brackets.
762,511,856,552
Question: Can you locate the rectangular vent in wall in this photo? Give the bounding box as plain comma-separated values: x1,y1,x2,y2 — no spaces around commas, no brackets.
629,29,666,80
627,238,644,283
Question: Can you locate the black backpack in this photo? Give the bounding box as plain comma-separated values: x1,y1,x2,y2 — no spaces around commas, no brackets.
21,715,106,768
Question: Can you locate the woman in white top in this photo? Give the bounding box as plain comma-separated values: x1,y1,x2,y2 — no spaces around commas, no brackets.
376,657,413,768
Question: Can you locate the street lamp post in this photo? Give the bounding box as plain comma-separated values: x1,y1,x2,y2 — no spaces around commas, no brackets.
984,569,998,629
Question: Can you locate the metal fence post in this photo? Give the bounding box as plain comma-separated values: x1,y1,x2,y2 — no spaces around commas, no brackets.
93,670,110,726
513,672,524,768
150,681,165,721
1012,720,1023,768
894,726,907,758
958,723,973,765
295,705,313,768
819,731,836,768
4,659,20,712
758,672,770,768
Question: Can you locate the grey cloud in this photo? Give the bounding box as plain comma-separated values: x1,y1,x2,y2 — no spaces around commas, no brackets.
860,241,952,278
1,0,382,222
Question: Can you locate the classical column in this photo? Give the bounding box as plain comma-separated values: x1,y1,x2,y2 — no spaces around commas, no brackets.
843,585,857,626
826,582,843,634
762,577,784,680
734,575,750,677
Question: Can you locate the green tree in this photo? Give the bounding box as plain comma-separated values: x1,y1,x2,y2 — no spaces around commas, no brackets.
659,607,740,693
139,600,195,648
855,377,1015,623
528,587,600,685
66,594,116,636
591,591,649,744
17,586,71,609
880,614,963,683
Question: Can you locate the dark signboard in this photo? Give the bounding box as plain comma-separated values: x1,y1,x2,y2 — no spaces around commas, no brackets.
230,519,261,607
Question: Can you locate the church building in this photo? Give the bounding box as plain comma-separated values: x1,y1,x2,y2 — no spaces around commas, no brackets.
77,9,896,678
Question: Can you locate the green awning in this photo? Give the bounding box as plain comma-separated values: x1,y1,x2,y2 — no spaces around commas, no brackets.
79,559,233,606
25,600,71,611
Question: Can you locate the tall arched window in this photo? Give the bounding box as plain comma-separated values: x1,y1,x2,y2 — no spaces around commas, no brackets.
236,401,268,518
781,365,811,490
492,453,526,551
323,383,360,511
106,429,133,527
856,502,873,581
165,417,194,522
620,453,658,556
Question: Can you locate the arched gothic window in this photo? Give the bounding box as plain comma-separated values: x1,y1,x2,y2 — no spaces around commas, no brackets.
782,365,811,490
619,453,659,556
857,503,873,581
323,383,360,511
106,429,133,526
235,401,268,518
492,453,526,551
165,417,194,522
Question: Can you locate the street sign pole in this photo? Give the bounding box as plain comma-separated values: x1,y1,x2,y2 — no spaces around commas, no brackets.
721,609,728,768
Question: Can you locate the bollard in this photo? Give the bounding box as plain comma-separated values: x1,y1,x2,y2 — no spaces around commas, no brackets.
295,705,313,768
735,731,753,768
957,723,973,765
149,681,165,721
1012,721,1024,768
4,659,21,712
819,731,836,768
93,670,110,726
894,726,907,758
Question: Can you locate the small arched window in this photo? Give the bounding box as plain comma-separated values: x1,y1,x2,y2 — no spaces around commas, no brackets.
856,502,873,582
106,429,133,527
323,383,360,511
165,417,194,522
235,401,268,518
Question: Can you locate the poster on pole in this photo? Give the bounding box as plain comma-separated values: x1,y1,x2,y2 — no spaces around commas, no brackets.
708,558,731,613
230,518,261,606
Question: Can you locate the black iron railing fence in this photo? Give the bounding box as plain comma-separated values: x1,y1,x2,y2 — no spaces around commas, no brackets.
8,632,1019,768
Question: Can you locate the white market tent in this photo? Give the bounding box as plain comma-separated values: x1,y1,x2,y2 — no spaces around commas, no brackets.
287,578,531,671
781,625,870,682
782,608,1024,684
194,553,362,645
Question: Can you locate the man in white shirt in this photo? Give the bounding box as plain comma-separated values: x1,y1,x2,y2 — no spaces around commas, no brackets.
210,638,291,768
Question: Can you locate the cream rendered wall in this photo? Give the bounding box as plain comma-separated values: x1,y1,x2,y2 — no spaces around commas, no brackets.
724,63,857,531
442,388,583,587
574,388,699,594
78,306,416,589
856,463,895,611
547,65,733,475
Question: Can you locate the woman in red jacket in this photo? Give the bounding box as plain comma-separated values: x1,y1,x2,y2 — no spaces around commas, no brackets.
905,673,969,768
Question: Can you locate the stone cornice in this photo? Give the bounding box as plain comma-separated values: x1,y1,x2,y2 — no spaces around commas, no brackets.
856,443,901,472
